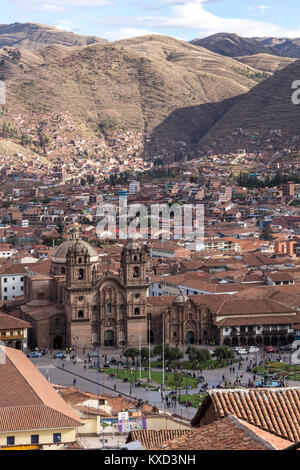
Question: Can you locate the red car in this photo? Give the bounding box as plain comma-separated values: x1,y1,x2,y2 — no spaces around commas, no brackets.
264,346,274,353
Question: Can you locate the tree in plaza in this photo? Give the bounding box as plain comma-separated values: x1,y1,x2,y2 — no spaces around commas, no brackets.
153,343,171,362
153,343,183,369
186,346,210,373
213,346,234,366
123,347,139,364
165,347,183,367
140,347,153,362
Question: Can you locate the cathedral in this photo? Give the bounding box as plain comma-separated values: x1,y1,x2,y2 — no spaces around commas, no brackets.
20,228,217,350
21,228,150,350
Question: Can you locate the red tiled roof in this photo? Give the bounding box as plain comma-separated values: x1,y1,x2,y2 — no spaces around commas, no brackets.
0,347,82,432
157,415,292,450
192,388,300,443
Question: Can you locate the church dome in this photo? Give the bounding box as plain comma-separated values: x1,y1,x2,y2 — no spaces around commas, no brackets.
52,238,98,263
174,292,189,304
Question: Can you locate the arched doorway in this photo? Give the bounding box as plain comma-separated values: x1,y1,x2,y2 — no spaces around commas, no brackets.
53,335,63,349
279,336,287,346
186,331,195,345
256,336,262,346
287,335,294,344
104,330,115,347
248,337,255,346
263,336,271,346
271,336,278,346
223,338,230,346
232,337,238,347
240,337,247,346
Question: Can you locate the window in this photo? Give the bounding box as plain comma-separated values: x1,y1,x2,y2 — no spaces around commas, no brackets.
106,303,111,314
21,277,24,282
31,435,39,445
78,269,84,280
7,436,15,446
55,318,61,329
4,287,7,292
78,296,83,302
53,433,61,444
133,266,140,278
78,258,82,264
3,278,7,283
4,296,7,300
135,294,140,299
134,307,140,315
78,310,84,319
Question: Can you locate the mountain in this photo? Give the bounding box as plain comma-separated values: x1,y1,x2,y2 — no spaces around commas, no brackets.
190,33,272,57
236,53,296,73
0,22,106,50
0,34,273,159
198,59,300,150
255,37,300,59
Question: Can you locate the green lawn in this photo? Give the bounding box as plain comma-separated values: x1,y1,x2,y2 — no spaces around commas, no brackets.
253,362,300,381
143,359,229,370
102,368,198,389
178,393,208,408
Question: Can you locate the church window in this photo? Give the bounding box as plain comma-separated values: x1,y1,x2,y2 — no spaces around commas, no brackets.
134,307,140,315
133,266,140,278
92,305,98,312
78,269,84,280
135,293,140,299
134,255,138,261
106,303,112,314
173,331,177,337
78,296,83,302
78,310,84,318
61,267,65,274
78,258,82,264
55,318,60,329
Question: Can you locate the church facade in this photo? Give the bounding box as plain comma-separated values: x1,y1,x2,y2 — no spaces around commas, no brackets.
20,229,222,350
21,230,150,350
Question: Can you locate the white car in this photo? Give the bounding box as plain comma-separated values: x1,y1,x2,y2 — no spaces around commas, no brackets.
238,348,248,355
249,346,260,353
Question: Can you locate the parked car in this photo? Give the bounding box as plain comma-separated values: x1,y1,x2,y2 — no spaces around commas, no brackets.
27,351,42,358
280,345,293,351
53,352,67,359
249,346,260,353
238,348,248,355
88,352,101,358
264,346,274,353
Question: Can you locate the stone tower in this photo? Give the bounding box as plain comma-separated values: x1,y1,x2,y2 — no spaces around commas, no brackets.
120,241,150,346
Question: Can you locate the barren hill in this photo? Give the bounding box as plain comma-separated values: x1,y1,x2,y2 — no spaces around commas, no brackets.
198,59,300,149
1,35,271,157
255,37,300,59
190,33,271,57
0,22,106,50
236,53,296,73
